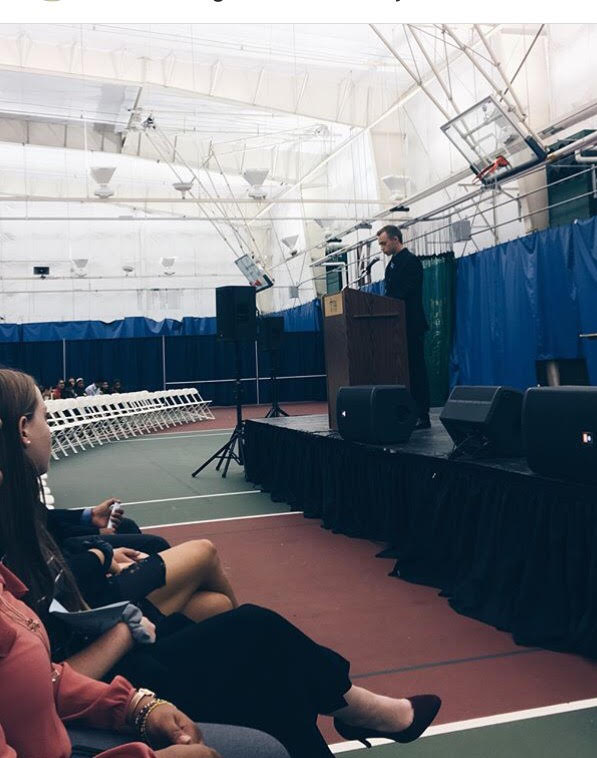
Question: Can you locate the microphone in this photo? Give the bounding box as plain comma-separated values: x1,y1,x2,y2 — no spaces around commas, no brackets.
365,255,380,273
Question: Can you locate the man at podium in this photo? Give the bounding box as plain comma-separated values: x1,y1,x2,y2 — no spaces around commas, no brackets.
377,225,431,430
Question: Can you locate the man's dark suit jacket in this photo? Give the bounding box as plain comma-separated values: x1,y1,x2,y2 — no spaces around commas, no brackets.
47,508,97,542
384,247,429,337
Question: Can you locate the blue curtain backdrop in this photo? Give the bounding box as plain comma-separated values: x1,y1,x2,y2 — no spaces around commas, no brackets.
2,215,595,401
451,215,597,389
0,305,325,403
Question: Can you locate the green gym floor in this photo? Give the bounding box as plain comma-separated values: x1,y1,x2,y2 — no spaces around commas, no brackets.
48,404,597,757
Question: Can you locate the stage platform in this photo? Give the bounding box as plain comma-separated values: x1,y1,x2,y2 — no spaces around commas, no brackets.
244,413,597,659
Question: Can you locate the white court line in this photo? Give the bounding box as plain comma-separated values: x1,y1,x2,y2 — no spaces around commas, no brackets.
328,697,597,753
121,490,264,507
126,432,233,441
154,429,233,435
142,511,301,529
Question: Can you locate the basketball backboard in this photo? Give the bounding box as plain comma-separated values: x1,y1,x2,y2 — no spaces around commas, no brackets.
441,96,546,184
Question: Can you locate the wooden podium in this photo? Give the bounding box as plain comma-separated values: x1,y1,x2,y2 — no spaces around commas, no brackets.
322,288,409,429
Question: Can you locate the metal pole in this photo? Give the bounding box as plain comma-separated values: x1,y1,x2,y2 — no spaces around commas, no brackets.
309,139,597,268
442,26,529,130
62,339,67,381
473,23,544,145
370,25,452,121
254,339,260,405
407,25,460,116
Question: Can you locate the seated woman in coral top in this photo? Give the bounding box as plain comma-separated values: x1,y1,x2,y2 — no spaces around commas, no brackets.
0,561,218,758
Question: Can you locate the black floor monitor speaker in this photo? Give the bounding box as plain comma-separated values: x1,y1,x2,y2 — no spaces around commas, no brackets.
439,385,524,458
336,385,417,444
523,386,597,483
258,316,285,351
216,286,256,341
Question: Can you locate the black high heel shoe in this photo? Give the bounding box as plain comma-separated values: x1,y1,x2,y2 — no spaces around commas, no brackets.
333,694,441,748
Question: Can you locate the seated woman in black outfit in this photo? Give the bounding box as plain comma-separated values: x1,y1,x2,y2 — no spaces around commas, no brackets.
0,368,442,758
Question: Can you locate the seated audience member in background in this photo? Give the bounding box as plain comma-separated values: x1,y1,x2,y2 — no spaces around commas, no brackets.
85,378,102,396
40,384,52,400
0,366,442,758
63,377,77,399
53,379,66,399
101,380,111,394
75,377,86,396
111,379,124,394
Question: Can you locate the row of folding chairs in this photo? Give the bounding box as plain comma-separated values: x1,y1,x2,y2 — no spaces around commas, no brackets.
45,389,214,459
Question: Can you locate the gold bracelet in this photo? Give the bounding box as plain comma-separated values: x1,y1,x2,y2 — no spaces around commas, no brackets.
138,698,172,744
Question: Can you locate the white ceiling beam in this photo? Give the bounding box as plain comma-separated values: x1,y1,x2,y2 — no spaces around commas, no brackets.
295,73,309,113
0,35,370,127
252,67,265,105
16,33,32,68
336,77,354,122
161,52,177,88
0,216,370,222
0,116,123,152
0,194,395,204
209,59,222,97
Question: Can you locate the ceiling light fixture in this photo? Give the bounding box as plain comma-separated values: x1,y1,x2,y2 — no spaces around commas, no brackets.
242,169,269,200
173,180,194,198
381,174,409,202
71,258,89,278
91,167,117,200
160,256,177,276
281,235,299,257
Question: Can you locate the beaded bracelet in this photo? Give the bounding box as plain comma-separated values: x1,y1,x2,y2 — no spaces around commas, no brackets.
135,698,172,744
133,698,161,732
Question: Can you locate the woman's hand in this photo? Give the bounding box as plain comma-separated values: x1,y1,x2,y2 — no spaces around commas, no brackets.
108,547,145,574
145,703,203,749
114,547,144,565
135,615,157,644
155,746,222,757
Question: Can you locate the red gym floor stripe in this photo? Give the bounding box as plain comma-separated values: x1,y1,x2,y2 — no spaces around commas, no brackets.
146,513,597,745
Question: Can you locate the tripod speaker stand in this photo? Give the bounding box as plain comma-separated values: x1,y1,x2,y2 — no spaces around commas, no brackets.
258,316,288,418
192,340,245,478
192,285,256,479
264,348,288,418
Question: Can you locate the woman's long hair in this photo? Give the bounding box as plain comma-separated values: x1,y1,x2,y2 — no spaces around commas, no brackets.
0,368,86,617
